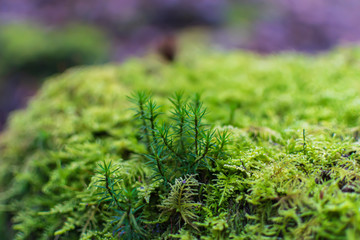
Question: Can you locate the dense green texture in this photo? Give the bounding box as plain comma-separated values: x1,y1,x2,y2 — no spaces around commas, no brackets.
2,47,360,239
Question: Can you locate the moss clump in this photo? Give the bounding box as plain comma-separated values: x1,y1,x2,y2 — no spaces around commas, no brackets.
2,47,360,239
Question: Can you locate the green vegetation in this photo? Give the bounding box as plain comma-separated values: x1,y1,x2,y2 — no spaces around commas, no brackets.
2,47,360,239
0,22,109,78
130,92,228,181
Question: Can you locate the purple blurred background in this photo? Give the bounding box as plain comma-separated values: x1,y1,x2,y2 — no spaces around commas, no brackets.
0,0,359,129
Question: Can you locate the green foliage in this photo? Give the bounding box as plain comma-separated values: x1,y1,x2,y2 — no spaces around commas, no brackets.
130,91,229,183
0,22,109,78
127,92,230,236
197,213,230,240
94,160,146,239
2,47,360,239
158,175,200,231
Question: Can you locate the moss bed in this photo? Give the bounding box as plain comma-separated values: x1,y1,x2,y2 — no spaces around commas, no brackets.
2,48,360,239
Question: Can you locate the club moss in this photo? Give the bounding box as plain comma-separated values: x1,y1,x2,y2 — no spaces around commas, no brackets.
2,47,360,239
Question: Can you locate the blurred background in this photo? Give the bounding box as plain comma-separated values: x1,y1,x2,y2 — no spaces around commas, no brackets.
0,0,359,129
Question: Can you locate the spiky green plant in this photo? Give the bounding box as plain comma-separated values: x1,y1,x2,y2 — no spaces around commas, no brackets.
129,91,229,183
127,91,231,236
94,160,147,239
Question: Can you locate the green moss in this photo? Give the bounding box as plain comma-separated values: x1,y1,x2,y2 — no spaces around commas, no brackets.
2,47,360,239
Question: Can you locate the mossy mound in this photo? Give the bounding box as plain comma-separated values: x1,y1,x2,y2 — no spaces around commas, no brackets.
2,48,360,239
